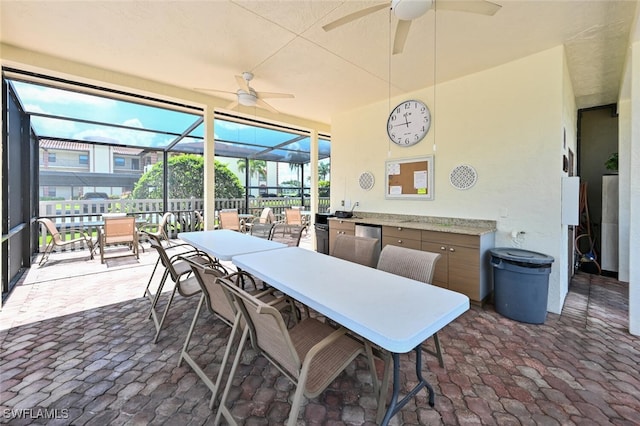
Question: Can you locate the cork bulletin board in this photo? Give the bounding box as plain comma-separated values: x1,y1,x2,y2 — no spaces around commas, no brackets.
385,155,434,200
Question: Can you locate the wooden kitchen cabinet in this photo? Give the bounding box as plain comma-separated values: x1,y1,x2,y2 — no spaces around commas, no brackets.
421,230,494,304
329,219,355,252
382,226,422,250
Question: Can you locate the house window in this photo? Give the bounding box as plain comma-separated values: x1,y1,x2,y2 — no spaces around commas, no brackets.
48,152,56,162
79,154,88,165
131,158,139,170
114,157,125,167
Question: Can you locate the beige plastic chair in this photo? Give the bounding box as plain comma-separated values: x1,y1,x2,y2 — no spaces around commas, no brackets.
178,257,291,410
377,244,444,367
218,209,249,233
143,231,221,343
99,215,139,263
37,218,94,265
330,234,379,268
215,277,376,426
140,212,173,246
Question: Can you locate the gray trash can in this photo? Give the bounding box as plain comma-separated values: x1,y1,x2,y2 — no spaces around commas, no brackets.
490,248,554,324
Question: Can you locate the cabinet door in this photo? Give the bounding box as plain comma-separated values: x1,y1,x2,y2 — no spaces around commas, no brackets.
421,241,448,288
447,245,480,299
329,221,355,252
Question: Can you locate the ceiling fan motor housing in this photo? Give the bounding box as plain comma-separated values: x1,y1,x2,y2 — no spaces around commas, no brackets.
392,0,433,20
237,89,258,107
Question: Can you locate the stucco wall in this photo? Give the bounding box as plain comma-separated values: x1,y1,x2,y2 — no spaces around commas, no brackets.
331,46,573,314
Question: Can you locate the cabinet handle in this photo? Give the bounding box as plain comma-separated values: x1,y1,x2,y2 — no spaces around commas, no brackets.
397,227,402,231
440,246,446,251
397,239,403,244
449,247,455,252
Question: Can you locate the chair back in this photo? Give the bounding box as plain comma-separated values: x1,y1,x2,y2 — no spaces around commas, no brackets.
376,245,441,283
330,234,379,267
38,218,63,244
103,216,136,244
145,231,183,281
217,277,301,377
270,223,306,247
194,210,205,230
258,207,275,224
219,209,241,231
250,222,275,239
182,256,235,325
284,208,303,226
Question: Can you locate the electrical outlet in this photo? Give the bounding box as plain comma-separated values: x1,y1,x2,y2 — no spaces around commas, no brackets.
355,201,360,207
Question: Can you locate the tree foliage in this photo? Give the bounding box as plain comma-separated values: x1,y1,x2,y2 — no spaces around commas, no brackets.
132,154,243,199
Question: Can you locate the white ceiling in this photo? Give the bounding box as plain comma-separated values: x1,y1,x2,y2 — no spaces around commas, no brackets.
1,0,639,124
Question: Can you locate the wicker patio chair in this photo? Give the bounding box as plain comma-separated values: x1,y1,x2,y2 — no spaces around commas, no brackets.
215,277,376,426
37,218,94,265
330,234,379,267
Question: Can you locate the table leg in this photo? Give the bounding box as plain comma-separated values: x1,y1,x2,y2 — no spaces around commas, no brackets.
380,346,435,425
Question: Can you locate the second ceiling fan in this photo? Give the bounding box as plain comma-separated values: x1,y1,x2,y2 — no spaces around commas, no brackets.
323,0,502,55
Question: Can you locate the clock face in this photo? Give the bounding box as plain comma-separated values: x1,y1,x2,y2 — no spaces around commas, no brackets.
387,100,431,146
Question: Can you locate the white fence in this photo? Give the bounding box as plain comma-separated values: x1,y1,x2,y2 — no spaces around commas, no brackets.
37,197,330,253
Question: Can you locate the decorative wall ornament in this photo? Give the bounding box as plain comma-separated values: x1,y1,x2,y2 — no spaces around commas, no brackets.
449,164,477,190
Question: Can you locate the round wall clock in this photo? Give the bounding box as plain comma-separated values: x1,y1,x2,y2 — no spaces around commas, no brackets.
387,99,431,147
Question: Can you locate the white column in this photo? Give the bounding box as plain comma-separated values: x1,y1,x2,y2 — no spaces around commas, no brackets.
310,129,319,248
629,40,640,336
203,106,216,230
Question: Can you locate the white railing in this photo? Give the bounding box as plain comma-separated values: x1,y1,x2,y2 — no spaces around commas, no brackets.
37,197,330,253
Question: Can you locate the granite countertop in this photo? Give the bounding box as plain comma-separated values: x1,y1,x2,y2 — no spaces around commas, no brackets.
329,213,496,236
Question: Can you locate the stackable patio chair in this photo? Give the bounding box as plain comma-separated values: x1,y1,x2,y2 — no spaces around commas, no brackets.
178,257,293,410
218,209,250,233
99,215,139,263
139,211,173,246
376,244,444,368
215,277,376,426
269,223,306,247
37,218,94,265
330,234,379,267
142,231,222,343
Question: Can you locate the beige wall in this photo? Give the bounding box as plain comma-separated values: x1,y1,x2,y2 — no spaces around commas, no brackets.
331,46,574,314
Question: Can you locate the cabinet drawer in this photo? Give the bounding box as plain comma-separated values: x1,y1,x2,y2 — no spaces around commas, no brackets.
421,230,479,248
383,225,422,240
382,235,422,250
330,220,355,232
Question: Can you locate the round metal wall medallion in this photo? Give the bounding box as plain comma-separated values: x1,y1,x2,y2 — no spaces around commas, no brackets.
450,164,477,190
359,171,375,191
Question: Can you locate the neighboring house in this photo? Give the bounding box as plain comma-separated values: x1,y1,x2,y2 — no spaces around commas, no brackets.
39,139,153,199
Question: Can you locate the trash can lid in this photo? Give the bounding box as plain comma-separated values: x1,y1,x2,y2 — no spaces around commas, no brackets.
490,248,555,265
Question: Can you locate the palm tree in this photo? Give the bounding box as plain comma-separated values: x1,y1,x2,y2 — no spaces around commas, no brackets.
237,159,267,184
318,162,330,180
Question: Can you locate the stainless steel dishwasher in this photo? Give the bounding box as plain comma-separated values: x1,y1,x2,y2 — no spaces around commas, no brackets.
355,223,382,265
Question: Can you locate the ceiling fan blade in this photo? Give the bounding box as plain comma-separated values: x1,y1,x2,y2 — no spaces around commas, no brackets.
256,98,279,114
322,2,389,31
194,88,236,95
235,74,251,92
256,91,295,99
226,100,239,110
393,19,412,55
436,0,501,16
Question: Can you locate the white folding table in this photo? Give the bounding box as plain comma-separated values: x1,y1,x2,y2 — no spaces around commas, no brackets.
178,229,286,261
232,246,470,425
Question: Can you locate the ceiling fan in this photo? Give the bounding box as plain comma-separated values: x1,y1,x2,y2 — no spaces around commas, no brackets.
195,72,294,114
323,0,502,55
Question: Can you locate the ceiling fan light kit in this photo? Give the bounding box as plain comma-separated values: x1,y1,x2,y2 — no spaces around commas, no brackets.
392,0,433,20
